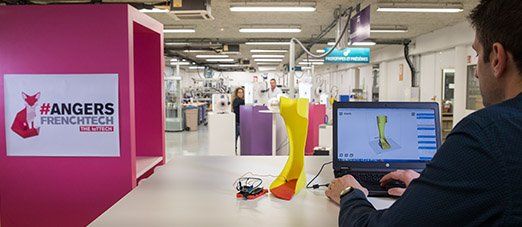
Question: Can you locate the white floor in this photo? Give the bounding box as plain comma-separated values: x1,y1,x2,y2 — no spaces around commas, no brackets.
165,126,211,161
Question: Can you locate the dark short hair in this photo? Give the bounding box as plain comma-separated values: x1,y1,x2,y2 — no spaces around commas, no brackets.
469,0,522,72
270,79,276,82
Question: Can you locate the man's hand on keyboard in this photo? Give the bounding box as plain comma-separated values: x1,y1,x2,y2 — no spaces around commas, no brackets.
380,170,420,197
325,175,369,205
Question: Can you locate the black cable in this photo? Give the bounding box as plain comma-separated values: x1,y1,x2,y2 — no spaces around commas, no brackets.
306,161,333,189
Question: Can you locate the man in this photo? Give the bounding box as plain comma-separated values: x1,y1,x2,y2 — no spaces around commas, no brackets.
326,0,522,225
267,78,282,99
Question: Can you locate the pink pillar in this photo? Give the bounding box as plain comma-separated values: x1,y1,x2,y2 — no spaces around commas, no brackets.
0,5,165,226
305,104,326,155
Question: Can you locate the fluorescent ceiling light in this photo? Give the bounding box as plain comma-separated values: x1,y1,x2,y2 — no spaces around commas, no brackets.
327,41,376,46
188,66,205,70
301,59,323,62
183,50,208,53
256,63,280,65
206,59,235,62
230,2,316,12
301,66,312,70
377,2,463,13
239,27,301,33
299,62,324,65
139,8,169,13
170,62,191,65
254,59,283,62
316,49,325,53
352,41,376,46
252,54,285,58
166,42,190,45
219,64,244,67
251,49,288,53
164,28,196,33
371,28,408,33
196,55,230,58
377,7,463,13
230,6,315,12
245,42,291,45
258,67,278,71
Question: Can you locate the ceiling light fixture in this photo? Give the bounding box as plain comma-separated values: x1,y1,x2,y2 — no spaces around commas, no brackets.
139,8,169,13
188,66,205,70
230,2,316,12
252,54,285,58
316,49,325,53
164,28,196,33
327,41,376,46
250,49,288,53
170,62,191,66
206,59,235,62
245,42,291,45
183,50,209,53
256,63,280,65
196,55,230,58
352,41,377,46
166,42,190,45
377,2,464,13
258,67,278,71
239,27,301,33
299,62,324,65
254,59,283,62
219,64,244,67
301,59,324,62
371,28,408,33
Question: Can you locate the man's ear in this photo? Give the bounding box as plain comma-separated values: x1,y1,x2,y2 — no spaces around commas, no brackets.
491,42,507,79
22,92,28,100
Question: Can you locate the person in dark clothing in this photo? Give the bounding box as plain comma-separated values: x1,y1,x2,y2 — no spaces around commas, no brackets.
232,87,245,154
325,0,522,226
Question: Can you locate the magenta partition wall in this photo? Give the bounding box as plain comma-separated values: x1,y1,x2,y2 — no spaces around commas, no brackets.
305,104,326,155
0,5,165,226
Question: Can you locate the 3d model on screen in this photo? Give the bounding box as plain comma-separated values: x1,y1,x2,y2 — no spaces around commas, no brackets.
369,115,401,155
377,115,391,150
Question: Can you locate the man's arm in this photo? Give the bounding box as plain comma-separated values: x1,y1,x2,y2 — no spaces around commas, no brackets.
338,118,507,226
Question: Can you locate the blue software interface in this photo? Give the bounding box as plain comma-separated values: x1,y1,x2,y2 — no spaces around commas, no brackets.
337,108,438,162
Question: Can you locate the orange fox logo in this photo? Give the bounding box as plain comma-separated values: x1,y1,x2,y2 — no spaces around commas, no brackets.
11,92,41,138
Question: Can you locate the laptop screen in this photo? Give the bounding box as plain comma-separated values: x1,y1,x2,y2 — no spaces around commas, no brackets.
337,107,438,162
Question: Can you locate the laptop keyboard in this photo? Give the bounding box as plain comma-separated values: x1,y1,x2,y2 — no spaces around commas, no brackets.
337,170,406,192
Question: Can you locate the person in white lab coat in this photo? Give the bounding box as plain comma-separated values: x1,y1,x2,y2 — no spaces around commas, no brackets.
267,79,282,99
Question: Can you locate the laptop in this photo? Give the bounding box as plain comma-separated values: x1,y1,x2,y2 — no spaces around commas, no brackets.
333,102,441,197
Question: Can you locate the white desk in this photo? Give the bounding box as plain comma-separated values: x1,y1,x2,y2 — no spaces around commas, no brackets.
90,156,395,227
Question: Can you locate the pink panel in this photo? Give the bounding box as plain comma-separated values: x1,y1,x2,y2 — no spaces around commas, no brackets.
0,5,164,226
305,104,326,155
133,22,166,161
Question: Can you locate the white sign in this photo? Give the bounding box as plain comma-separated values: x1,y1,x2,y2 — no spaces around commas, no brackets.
4,74,120,157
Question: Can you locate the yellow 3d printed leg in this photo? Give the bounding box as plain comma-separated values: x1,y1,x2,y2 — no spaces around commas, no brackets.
269,97,308,200
377,115,391,150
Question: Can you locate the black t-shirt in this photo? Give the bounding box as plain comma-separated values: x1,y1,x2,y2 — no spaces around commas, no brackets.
233,98,245,123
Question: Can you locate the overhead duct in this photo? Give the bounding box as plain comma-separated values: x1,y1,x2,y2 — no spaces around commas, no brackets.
336,13,350,49
170,0,214,20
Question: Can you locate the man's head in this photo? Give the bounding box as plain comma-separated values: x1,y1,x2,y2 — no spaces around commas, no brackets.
469,0,522,106
270,79,277,90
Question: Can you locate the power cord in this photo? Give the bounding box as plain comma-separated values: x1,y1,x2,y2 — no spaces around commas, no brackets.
306,161,333,189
